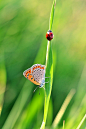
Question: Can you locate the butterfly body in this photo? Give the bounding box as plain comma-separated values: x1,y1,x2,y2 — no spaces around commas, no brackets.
23,64,45,88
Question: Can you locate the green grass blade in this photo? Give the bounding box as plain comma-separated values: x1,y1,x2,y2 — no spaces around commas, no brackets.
1,81,33,129
76,114,86,129
49,0,56,30
40,0,56,129
52,89,76,128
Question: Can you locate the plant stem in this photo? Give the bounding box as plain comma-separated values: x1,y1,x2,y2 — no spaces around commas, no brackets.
40,0,56,128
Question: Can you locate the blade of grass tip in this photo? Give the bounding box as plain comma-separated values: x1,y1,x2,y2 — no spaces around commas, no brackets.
49,0,56,30
52,89,76,128
63,120,65,129
40,0,56,129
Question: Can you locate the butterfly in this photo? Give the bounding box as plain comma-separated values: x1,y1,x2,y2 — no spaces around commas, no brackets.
23,64,45,92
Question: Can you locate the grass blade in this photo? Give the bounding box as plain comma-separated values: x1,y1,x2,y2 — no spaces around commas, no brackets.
40,0,56,129
49,0,56,30
52,89,76,128
76,114,86,129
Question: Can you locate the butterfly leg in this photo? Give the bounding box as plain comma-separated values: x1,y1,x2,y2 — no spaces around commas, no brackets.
43,86,45,90
45,81,49,83
33,86,39,93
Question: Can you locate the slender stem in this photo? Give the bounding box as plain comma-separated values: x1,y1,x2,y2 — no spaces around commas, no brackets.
40,0,56,128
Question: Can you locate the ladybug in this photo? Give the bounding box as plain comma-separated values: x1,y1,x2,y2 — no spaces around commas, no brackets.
46,30,53,41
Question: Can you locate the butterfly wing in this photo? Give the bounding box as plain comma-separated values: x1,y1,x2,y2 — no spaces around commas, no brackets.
32,64,45,84
23,67,40,85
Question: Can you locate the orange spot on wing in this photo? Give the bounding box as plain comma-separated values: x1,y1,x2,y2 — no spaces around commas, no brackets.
33,67,35,70
41,66,44,69
28,69,31,73
38,66,41,68
27,74,40,85
33,66,38,70
31,79,40,85
28,74,33,80
24,72,28,78
40,66,42,69
25,69,31,76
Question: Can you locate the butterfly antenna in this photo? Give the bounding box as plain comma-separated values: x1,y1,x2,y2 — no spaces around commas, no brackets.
33,86,39,93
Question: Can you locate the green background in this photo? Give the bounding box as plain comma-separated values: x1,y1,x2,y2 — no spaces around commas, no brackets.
0,0,86,128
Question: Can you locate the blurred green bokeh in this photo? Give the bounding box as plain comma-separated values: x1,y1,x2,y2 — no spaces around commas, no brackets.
0,0,86,129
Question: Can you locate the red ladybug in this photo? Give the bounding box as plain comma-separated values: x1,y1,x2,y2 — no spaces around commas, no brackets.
46,30,53,41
